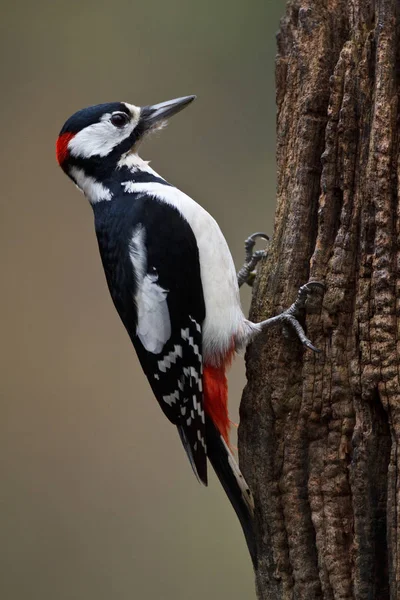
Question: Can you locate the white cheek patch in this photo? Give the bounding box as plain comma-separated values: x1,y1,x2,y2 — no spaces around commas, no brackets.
129,225,171,354
68,112,138,159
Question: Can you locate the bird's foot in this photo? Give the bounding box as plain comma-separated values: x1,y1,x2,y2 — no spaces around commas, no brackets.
255,282,325,352
237,232,269,288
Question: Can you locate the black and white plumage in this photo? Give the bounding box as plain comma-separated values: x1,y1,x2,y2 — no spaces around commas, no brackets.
57,95,322,567
94,190,208,483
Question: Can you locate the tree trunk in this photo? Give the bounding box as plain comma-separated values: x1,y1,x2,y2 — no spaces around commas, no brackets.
238,1,400,598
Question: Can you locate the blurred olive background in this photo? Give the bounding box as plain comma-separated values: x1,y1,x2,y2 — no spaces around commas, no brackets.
1,1,284,598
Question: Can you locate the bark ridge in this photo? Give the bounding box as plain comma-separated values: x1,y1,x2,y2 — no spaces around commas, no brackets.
239,1,400,598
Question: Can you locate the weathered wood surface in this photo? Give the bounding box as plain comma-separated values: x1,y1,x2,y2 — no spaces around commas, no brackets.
239,1,400,598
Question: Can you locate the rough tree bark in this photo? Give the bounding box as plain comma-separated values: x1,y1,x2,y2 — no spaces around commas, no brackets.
238,1,400,598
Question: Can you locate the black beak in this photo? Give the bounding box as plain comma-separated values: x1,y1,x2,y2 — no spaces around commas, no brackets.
139,95,196,131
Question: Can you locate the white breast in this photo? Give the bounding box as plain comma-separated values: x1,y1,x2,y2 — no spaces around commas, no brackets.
123,179,246,362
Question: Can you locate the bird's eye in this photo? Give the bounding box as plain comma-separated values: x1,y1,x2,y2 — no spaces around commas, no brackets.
110,112,129,128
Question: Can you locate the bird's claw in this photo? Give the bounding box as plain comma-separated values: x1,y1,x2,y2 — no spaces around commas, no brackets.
280,282,325,352
255,281,324,352
285,282,325,317
237,232,269,288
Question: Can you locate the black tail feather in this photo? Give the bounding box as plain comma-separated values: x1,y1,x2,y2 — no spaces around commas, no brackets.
177,424,208,485
205,416,257,567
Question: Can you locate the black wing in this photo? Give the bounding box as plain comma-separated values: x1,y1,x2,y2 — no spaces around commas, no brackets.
94,194,208,484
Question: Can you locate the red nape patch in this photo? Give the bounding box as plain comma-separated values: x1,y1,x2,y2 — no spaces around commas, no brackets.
203,350,234,447
56,132,75,166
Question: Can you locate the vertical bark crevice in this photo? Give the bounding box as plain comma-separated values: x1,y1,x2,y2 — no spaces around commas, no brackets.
351,387,391,599
239,1,400,598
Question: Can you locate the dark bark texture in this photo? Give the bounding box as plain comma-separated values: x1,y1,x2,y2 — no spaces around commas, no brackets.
239,1,400,598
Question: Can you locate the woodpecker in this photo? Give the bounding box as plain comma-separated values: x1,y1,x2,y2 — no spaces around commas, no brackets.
56,95,322,565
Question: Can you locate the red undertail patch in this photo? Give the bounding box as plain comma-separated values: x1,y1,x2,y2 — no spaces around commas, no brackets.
56,132,75,166
203,349,234,446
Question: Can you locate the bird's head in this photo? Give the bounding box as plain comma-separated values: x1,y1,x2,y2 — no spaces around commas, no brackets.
56,95,195,182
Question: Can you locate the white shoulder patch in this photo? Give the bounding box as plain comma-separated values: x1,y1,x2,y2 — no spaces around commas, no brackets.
129,225,171,354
